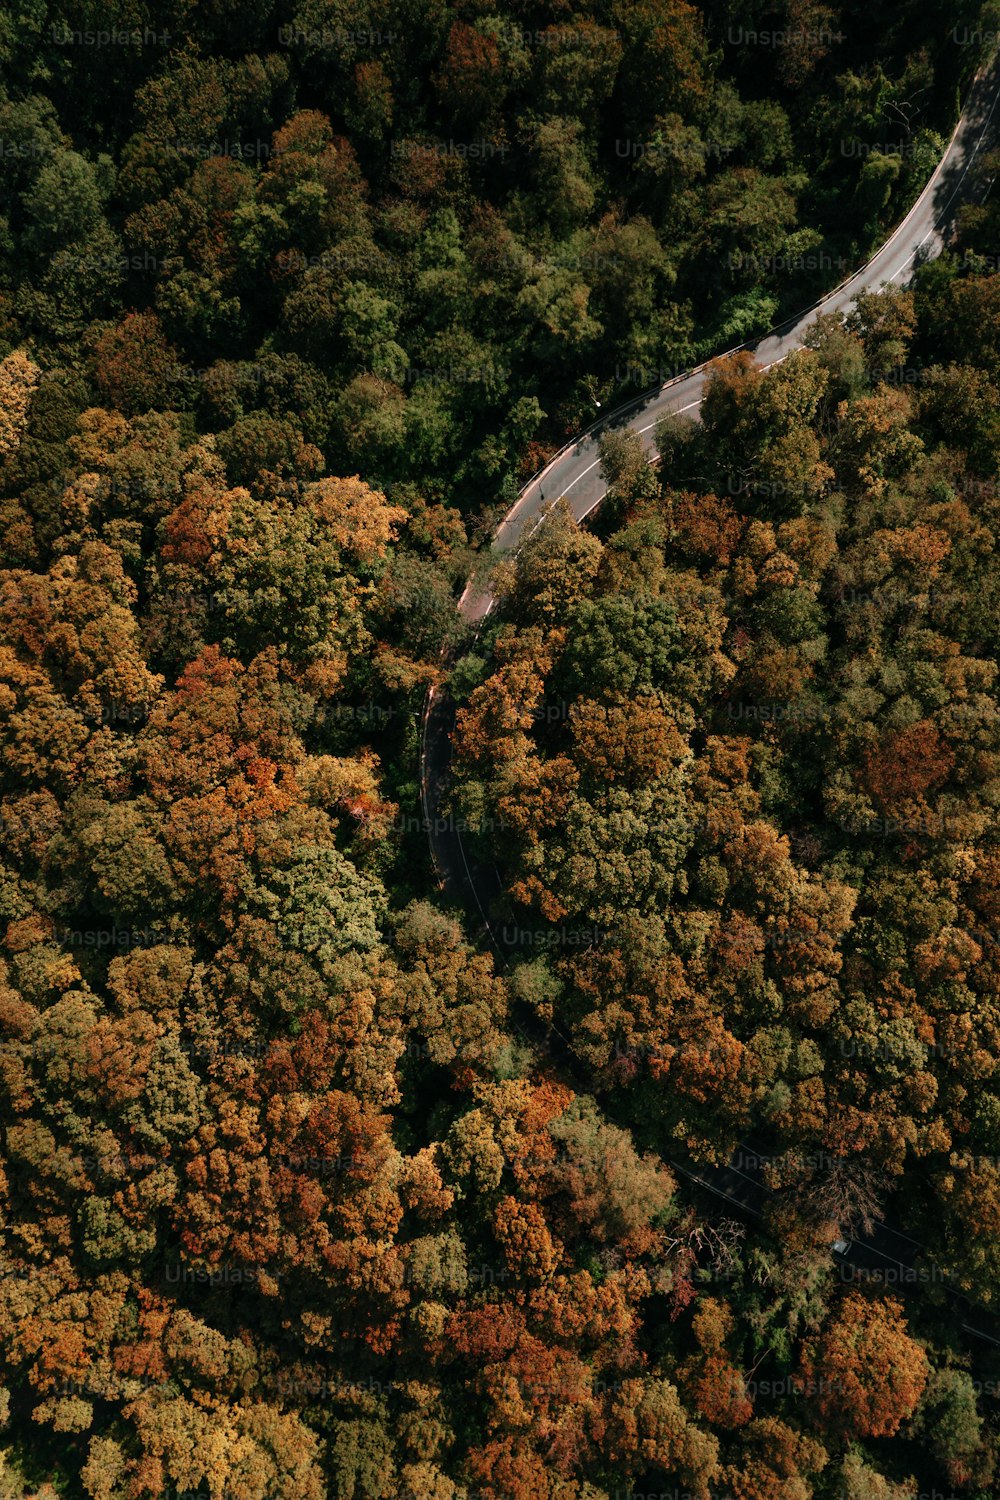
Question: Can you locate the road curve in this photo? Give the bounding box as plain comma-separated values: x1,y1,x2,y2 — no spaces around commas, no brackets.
423,48,1000,908
460,50,1000,624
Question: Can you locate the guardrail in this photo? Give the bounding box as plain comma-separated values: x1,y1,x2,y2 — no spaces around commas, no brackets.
495,47,997,543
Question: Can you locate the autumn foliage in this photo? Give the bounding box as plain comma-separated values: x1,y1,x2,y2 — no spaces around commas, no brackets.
0,4,997,1496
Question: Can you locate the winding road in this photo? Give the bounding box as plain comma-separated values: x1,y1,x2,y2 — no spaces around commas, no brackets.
459,51,1000,626
423,47,1000,912
417,48,1000,1332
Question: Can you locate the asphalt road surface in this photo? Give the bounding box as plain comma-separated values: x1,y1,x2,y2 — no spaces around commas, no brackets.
423,48,1000,913
457,49,1000,624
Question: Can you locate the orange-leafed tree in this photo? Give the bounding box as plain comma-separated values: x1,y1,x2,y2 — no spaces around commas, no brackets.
799,1294,929,1439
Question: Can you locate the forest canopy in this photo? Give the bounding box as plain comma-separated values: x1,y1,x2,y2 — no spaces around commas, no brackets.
0,1,1000,1498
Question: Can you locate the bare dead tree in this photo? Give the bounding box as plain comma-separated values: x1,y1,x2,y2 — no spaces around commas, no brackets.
795,1154,888,1239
